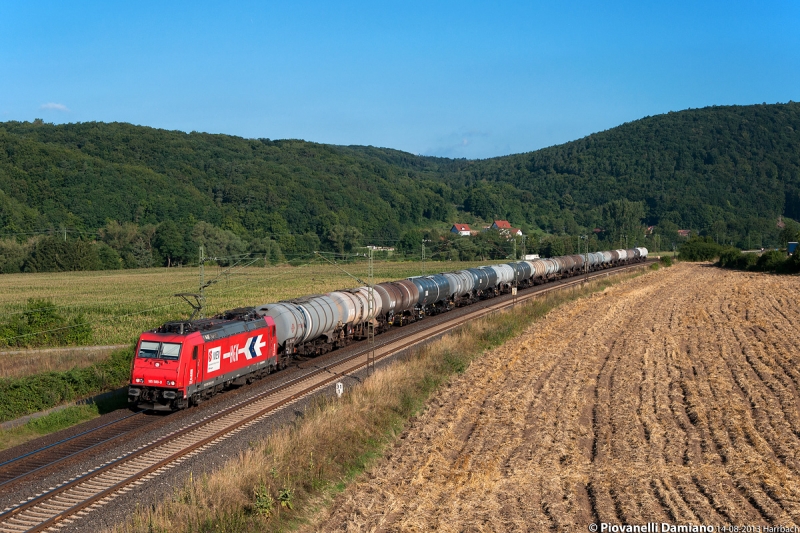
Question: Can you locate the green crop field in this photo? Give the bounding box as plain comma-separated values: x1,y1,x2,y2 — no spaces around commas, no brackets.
0,258,492,348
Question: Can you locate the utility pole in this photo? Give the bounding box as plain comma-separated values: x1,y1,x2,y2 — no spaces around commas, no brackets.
581,235,589,283
513,238,516,261
199,245,206,318
314,251,376,376
421,239,430,275
521,234,526,258
367,246,375,375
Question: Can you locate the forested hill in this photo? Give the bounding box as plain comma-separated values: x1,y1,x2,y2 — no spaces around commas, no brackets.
0,102,799,271
433,103,800,241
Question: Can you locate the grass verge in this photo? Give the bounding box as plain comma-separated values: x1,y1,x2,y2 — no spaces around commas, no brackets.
117,268,646,533
0,391,129,451
0,346,133,423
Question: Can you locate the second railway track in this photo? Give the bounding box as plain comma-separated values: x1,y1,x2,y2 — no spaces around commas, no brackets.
0,262,648,533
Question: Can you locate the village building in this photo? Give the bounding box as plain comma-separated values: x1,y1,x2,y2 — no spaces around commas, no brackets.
450,223,471,236
490,220,523,237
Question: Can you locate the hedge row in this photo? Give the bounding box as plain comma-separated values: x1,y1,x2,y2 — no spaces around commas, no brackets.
0,347,132,423
717,248,800,273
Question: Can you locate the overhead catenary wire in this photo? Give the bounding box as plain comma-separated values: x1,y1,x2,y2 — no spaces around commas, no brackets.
0,253,323,344
0,246,515,344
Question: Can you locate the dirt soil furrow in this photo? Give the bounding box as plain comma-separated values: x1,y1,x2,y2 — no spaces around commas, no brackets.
307,264,800,532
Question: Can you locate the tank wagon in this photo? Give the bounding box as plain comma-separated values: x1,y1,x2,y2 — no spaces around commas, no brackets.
130,248,647,410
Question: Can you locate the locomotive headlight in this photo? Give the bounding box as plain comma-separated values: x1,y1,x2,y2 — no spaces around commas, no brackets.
135,378,144,383
167,380,176,386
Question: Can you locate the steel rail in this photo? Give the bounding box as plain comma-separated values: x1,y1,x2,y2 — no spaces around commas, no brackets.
0,412,148,490
0,261,648,533
0,411,143,470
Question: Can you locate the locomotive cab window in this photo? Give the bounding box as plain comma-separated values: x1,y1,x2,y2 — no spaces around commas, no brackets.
161,343,181,360
138,341,160,359
138,341,183,360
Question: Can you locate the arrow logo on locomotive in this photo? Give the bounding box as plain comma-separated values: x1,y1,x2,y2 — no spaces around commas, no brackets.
223,335,267,362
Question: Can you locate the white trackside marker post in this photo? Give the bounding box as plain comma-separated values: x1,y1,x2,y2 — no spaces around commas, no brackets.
335,382,344,398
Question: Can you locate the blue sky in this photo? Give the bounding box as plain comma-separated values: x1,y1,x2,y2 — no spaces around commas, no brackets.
1,1,798,159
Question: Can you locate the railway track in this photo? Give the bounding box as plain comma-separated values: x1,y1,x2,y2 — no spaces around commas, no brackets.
0,411,152,490
0,262,648,533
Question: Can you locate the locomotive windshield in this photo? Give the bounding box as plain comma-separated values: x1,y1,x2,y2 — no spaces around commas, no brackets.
138,341,182,360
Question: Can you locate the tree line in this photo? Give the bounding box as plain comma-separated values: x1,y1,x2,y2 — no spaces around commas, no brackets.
1,102,799,273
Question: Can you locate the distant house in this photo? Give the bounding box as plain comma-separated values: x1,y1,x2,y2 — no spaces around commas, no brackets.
490,220,523,237
451,223,471,236
677,229,691,238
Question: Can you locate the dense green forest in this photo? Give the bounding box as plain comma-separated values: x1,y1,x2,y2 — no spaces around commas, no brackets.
1,102,799,272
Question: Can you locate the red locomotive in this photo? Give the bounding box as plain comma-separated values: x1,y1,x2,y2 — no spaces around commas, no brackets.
128,308,278,411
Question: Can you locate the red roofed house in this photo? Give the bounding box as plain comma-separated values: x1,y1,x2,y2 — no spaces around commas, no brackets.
677,229,691,238
491,220,512,230
451,223,472,236
501,227,523,237
490,220,523,237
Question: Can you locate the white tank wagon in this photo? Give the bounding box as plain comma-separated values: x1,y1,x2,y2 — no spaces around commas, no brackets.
487,263,516,290
254,248,647,361
442,271,475,302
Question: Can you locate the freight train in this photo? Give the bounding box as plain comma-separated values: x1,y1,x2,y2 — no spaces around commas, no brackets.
129,248,648,410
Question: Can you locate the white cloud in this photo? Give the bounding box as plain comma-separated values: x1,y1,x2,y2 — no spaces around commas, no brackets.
40,102,70,112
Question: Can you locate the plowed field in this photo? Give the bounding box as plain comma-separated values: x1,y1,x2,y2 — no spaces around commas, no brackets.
312,263,800,531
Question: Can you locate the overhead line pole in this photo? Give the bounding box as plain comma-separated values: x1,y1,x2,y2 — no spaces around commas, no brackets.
368,246,375,376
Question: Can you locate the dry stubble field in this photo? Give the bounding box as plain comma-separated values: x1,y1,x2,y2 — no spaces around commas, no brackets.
311,263,800,531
